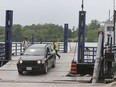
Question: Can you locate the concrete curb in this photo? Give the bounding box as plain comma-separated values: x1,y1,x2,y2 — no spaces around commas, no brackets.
102,81,116,87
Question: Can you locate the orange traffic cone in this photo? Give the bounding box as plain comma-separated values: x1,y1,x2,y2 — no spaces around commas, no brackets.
70,60,77,74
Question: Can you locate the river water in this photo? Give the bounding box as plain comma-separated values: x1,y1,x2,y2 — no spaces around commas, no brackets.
11,42,98,55
68,42,97,52
68,42,98,62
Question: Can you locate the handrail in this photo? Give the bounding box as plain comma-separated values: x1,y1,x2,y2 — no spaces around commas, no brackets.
12,42,64,55
0,43,5,67
84,46,97,63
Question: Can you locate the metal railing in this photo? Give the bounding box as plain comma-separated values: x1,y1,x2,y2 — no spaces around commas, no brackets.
0,43,5,66
84,46,97,63
12,42,23,55
0,43,5,59
12,42,64,55
84,45,116,63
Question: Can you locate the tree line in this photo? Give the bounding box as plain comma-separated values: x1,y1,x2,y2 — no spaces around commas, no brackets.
0,19,100,42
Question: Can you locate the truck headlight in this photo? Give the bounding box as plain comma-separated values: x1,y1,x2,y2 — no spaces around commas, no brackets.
41,60,45,64
37,60,41,64
19,60,23,64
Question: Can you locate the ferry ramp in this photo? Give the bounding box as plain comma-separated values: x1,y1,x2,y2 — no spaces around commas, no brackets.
0,48,113,87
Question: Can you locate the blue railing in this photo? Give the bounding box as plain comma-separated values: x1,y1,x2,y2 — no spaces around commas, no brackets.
0,42,98,66
12,42,23,55
84,45,116,63
84,46,97,63
12,42,64,55
0,43,5,59
0,43,5,66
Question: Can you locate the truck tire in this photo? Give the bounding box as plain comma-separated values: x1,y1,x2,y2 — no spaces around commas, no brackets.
43,63,48,74
52,59,56,68
18,70,23,75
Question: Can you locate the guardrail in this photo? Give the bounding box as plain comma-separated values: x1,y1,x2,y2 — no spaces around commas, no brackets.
12,42,64,55
104,45,116,60
12,42,23,55
84,45,116,63
0,43,5,66
84,46,97,63
111,45,116,54
12,42,97,60
2,42,116,63
5,41,116,62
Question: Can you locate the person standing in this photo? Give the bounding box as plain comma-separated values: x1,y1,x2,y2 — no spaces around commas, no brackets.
52,40,61,59
22,37,30,52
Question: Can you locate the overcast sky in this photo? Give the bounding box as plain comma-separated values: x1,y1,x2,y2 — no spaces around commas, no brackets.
0,0,114,28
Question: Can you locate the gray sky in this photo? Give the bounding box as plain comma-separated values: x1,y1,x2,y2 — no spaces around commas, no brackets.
0,0,114,29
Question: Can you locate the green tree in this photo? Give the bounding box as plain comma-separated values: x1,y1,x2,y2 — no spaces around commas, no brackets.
0,19,101,42
0,26,5,41
86,20,100,42
88,20,100,30
12,24,23,42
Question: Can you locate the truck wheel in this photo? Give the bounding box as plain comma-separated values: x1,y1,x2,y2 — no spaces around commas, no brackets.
18,70,23,75
43,63,48,74
52,59,56,68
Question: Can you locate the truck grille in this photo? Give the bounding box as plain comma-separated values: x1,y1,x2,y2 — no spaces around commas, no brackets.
22,61,37,66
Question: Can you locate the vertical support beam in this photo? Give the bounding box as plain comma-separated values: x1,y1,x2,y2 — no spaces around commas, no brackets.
107,34,111,45
31,34,34,44
77,11,86,63
110,37,112,53
113,10,116,45
92,31,104,83
64,24,68,53
5,10,13,61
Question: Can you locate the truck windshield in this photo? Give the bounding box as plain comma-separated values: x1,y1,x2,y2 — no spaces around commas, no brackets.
24,48,45,56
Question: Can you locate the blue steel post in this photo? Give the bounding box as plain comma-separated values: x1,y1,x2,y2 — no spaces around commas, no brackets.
32,34,34,44
5,10,13,61
77,11,86,63
64,24,68,53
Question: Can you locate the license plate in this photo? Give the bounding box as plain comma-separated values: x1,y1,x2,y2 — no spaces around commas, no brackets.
26,67,32,70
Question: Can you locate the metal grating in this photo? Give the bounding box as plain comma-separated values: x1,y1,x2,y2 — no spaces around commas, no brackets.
22,61,37,66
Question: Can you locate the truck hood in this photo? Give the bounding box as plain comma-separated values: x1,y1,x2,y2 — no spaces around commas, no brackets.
19,56,45,61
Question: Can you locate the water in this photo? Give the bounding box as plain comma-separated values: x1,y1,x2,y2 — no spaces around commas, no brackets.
12,42,98,55
68,42,97,52
68,42,97,62
69,42,97,48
